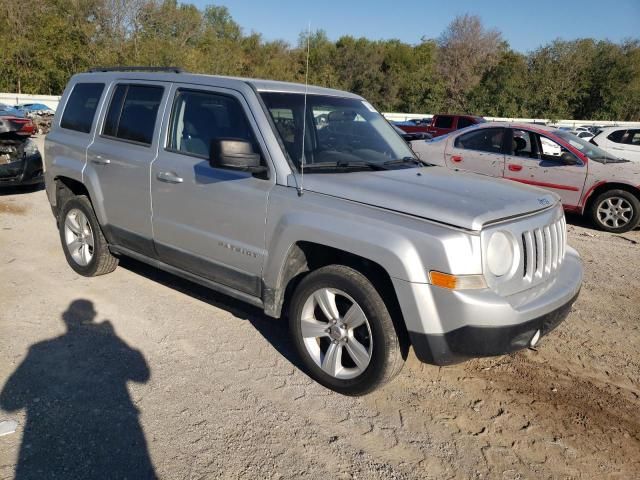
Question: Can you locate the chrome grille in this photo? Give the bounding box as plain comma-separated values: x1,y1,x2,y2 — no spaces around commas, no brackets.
521,215,566,285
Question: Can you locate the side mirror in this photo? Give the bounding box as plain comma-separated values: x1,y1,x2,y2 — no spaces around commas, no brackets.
210,138,267,174
560,151,579,165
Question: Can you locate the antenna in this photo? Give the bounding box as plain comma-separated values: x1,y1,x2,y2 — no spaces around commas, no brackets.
298,22,311,197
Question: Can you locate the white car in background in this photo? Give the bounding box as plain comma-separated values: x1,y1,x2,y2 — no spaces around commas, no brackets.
591,127,640,162
572,130,595,141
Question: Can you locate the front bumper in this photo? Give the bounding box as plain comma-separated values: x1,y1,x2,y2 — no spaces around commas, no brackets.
0,153,43,186
396,246,583,365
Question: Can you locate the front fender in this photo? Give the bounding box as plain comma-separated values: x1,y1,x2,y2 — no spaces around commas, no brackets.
263,186,482,291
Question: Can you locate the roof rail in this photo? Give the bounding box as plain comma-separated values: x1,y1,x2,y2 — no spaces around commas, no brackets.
87,66,184,73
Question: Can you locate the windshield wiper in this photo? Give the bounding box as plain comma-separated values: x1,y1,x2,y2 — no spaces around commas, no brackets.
301,160,389,171
383,156,430,167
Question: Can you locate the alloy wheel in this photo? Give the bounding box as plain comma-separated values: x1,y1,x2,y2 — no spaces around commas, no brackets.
64,208,94,266
597,197,633,229
300,288,373,380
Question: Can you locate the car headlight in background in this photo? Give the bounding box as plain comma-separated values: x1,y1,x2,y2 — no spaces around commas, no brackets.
23,139,39,157
486,231,514,277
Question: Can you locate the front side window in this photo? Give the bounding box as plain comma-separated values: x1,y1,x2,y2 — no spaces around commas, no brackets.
509,129,536,158
454,128,505,154
434,116,454,129
103,84,164,145
260,92,415,171
60,83,105,133
168,89,258,158
536,135,567,162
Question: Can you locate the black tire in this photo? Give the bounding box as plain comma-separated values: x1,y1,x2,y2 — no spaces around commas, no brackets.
58,195,118,276
589,189,640,233
289,265,405,395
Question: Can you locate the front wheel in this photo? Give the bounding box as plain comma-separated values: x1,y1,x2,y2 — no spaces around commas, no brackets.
589,189,640,233
289,265,405,395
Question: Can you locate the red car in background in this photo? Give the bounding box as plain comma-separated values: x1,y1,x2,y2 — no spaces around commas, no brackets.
394,114,485,138
425,114,485,137
0,104,36,136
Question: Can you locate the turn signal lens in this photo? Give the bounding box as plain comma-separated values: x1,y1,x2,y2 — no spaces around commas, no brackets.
429,271,487,290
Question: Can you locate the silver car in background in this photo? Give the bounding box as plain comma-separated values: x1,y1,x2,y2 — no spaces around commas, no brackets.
44,68,583,394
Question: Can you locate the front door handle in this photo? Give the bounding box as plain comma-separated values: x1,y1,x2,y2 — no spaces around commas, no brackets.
451,155,463,163
508,164,523,172
156,171,184,184
91,155,111,165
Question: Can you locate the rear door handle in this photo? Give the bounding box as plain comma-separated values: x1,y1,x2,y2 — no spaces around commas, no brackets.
451,155,463,163
91,155,111,165
156,171,184,184
508,164,523,172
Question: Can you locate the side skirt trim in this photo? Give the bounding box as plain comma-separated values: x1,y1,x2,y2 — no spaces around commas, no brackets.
109,245,264,309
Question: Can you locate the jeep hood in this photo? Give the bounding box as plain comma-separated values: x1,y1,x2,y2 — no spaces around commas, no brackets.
302,167,558,231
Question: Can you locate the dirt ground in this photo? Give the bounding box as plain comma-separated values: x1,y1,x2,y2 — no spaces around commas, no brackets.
1,173,639,478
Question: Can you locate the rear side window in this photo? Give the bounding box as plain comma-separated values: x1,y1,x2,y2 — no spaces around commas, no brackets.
60,83,105,133
434,116,454,129
454,128,504,154
607,129,626,143
103,85,164,145
456,117,475,129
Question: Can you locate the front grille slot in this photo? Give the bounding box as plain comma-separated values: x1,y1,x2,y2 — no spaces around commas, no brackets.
520,216,566,286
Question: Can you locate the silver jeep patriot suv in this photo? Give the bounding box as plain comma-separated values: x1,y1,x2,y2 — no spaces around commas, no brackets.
45,68,583,395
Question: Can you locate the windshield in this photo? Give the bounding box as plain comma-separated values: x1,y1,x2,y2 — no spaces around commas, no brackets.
554,130,624,163
260,92,416,172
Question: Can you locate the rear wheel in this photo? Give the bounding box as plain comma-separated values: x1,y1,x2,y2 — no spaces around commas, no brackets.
289,265,404,395
589,189,640,233
59,196,118,276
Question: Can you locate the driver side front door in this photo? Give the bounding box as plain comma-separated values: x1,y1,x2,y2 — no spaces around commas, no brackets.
503,129,587,207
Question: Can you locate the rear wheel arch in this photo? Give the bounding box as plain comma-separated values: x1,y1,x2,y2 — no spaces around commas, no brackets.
584,182,640,213
54,176,92,217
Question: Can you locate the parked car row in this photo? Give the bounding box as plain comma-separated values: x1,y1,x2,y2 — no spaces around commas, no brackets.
412,122,640,233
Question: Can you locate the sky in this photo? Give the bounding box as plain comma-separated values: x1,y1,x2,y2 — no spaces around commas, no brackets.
189,0,640,52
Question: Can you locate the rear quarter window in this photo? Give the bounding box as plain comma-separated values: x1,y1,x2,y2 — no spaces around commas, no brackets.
60,83,105,133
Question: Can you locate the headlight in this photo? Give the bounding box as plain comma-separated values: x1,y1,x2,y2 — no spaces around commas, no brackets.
486,231,514,277
23,139,39,157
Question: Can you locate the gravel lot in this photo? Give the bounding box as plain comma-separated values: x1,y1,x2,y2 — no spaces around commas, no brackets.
1,166,639,478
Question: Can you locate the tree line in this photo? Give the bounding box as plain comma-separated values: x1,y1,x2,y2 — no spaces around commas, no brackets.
1,0,639,121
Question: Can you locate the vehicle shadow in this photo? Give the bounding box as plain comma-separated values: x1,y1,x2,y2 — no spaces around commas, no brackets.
118,257,304,370
0,299,157,479
0,183,44,196
565,211,640,232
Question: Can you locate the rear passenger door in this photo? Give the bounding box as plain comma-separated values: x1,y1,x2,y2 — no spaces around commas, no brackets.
86,82,169,257
445,127,506,177
150,85,274,299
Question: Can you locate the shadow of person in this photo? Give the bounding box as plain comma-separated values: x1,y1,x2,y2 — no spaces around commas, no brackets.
0,300,156,479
